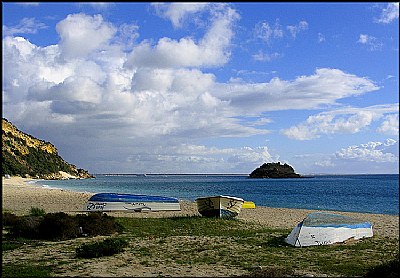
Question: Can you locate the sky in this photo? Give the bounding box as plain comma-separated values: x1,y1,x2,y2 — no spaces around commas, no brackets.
2,2,399,175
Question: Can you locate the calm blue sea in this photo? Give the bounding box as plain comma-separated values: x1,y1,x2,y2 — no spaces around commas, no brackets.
34,174,399,215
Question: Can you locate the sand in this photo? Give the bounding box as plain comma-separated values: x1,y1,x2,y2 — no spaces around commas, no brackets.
2,176,399,277
2,176,398,238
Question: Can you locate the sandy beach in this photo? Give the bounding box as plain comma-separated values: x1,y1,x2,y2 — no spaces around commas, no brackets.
3,176,398,238
2,176,399,277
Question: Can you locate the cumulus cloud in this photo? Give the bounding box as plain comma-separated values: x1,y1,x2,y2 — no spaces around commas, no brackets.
125,5,239,68
3,17,47,36
296,139,399,174
56,13,116,59
2,8,393,173
124,144,276,173
336,139,398,163
376,3,399,24
281,104,399,140
377,114,399,135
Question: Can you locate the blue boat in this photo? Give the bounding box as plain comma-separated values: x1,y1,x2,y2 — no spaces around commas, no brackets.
85,193,181,212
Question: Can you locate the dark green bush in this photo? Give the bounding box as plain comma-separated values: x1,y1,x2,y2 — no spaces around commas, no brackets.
38,212,80,240
4,211,122,241
2,212,19,227
10,216,42,239
76,237,129,258
29,207,46,217
76,212,123,236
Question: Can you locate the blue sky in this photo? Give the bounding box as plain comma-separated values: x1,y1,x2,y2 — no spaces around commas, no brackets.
2,2,399,174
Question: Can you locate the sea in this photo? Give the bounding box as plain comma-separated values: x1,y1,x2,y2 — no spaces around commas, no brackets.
32,174,399,215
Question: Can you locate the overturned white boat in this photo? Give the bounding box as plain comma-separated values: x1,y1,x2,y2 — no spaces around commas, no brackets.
285,212,373,247
85,193,181,212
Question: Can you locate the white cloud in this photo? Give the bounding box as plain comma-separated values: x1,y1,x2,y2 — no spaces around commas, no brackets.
3,17,47,36
125,5,239,68
124,144,276,173
3,10,394,174
317,32,325,43
336,139,398,163
254,20,283,44
56,13,116,59
376,3,399,24
216,68,379,114
16,2,40,6
357,34,383,51
287,20,308,39
377,114,399,135
282,104,399,140
152,2,208,28
252,50,282,62
254,19,308,45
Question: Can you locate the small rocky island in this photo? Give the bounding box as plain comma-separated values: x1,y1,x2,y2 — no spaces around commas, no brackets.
249,162,302,178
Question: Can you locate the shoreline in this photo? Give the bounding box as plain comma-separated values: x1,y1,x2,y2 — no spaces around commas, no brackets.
2,176,399,238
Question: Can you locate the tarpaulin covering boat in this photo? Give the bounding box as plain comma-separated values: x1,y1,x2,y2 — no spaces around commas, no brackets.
85,193,181,212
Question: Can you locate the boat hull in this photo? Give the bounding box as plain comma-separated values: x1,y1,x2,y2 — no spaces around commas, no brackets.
196,195,244,218
285,212,373,247
84,193,181,212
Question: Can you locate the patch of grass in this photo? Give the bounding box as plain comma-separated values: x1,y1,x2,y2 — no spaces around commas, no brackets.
115,216,398,277
364,255,399,278
2,263,52,277
117,216,281,238
2,214,398,277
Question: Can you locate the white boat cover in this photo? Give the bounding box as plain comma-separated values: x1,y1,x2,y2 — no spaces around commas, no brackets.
285,212,373,247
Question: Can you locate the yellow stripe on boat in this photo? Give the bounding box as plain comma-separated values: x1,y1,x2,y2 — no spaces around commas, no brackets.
242,201,256,209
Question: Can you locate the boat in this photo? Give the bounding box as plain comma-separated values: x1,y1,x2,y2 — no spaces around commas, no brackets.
242,201,256,209
285,212,373,247
196,195,244,218
84,193,181,212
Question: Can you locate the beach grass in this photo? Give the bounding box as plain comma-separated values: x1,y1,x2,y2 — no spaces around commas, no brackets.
117,216,398,277
2,215,399,277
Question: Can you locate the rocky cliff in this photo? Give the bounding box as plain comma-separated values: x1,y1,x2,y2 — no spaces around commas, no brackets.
249,162,301,178
2,118,94,179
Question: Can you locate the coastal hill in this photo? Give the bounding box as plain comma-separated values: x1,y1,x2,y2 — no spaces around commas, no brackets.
2,118,93,179
249,162,301,178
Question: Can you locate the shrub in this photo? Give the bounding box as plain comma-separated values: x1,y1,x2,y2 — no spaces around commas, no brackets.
76,237,129,258
38,212,80,240
76,212,123,236
10,216,42,239
5,211,123,241
2,212,19,227
29,207,46,217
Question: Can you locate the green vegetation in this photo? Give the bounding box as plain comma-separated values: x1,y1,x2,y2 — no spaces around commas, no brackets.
29,207,46,217
2,118,93,179
76,237,129,258
3,212,122,241
2,214,398,277
2,263,52,278
2,130,74,177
